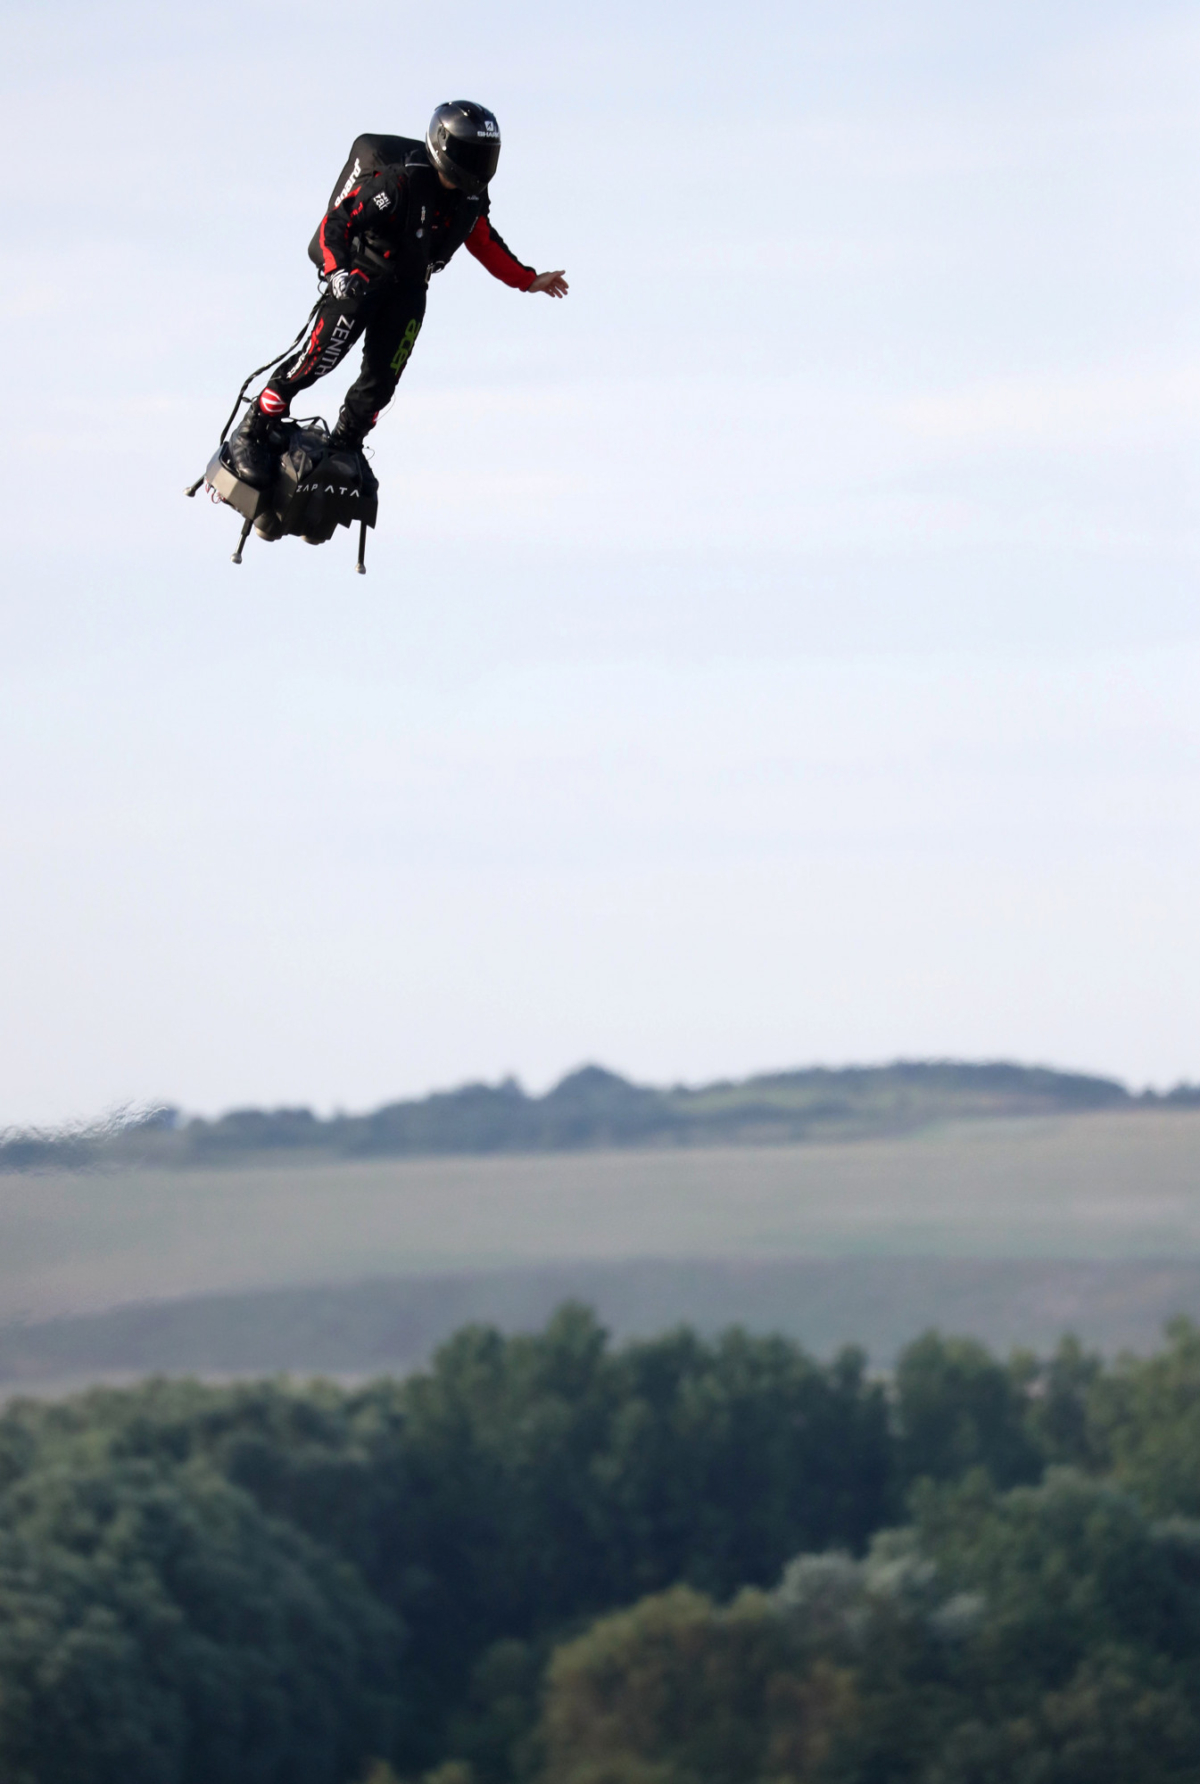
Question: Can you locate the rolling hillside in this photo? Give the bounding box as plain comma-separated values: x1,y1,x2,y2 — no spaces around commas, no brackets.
1,1106,1199,1384
5,1058,1189,1172
5,1063,1199,1388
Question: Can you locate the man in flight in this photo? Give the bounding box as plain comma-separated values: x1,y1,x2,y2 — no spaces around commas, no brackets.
228,101,568,487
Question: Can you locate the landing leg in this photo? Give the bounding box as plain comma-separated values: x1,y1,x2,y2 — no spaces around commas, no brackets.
355,520,368,575
231,515,253,565
184,475,206,497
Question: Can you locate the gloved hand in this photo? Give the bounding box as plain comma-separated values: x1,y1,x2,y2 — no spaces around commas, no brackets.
328,268,366,302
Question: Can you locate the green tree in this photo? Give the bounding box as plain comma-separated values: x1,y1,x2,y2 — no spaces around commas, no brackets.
1023,1334,1106,1472
539,1585,854,1784
365,1309,890,1767
443,1639,544,1784
894,1332,1043,1491
21,1311,1200,1784
0,1459,401,1784
880,1471,1200,1782
1086,1318,1200,1517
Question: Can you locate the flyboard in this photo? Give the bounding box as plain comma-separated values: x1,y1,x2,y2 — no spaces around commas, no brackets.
185,321,378,574
186,419,378,573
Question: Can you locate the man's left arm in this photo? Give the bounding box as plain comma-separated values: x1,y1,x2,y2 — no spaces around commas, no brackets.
464,217,568,296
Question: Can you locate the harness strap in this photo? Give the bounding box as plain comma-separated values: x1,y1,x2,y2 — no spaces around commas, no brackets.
218,294,324,443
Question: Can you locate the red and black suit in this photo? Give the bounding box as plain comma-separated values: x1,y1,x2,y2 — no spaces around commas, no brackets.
259,141,535,441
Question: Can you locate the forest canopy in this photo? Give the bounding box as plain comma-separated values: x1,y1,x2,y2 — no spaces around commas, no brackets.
3,1310,1200,1782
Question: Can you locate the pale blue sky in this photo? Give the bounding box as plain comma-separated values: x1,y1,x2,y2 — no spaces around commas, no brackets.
0,0,1196,1123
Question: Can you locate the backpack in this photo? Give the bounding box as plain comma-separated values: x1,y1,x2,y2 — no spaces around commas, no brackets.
307,134,424,269
306,133,486,277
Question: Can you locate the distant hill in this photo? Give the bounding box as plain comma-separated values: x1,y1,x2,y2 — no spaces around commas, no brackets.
2,1059,1196,1172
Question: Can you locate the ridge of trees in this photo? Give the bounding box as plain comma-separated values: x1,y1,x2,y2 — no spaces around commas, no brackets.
5,1058,1196,1171
4,1310,1200,1780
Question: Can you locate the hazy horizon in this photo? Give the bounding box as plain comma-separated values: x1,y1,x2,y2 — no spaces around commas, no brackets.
0,1048,1186,1135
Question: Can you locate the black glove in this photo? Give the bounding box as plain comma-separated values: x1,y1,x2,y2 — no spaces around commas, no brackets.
328,268,366,302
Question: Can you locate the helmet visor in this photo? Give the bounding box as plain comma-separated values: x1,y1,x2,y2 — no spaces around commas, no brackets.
442,133,500,190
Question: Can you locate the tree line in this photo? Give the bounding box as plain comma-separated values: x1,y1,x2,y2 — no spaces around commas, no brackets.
5,1058,1187,1171
2,1310,1200,1781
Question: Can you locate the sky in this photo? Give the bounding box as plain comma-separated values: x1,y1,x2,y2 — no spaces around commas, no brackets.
0,0,1196,1125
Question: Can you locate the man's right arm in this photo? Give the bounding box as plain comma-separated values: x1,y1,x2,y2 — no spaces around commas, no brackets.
318,185,359,274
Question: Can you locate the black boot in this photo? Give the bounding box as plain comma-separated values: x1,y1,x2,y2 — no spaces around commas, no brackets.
226,402,276,489
330,404,369,452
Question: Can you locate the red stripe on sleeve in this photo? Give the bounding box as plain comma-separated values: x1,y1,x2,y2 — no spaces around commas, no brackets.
319,184,361,273
465,215,536,290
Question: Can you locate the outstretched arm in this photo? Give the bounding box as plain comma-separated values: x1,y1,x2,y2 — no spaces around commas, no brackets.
464,217,568,296
464,216,535,288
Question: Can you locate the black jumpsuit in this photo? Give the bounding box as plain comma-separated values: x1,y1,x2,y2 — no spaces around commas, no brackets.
259,153,535,439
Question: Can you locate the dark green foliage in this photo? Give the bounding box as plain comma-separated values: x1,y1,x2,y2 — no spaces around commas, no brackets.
911,1470,1200,1678
442,1640,544,1784
0,1458,400,1784
1086,1317,1200,1516
814,1471,1200,1783
0,1312,892,1778
540,1583,854,1784
537,1471,1200,1783
349,1309,891,1765
894,1331,1045,1490
5,1313,1200,1782
1023,1334,1106,1471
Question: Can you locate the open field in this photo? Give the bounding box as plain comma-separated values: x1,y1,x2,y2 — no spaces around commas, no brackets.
4,1258,1200,1390
3,1109,1199,1326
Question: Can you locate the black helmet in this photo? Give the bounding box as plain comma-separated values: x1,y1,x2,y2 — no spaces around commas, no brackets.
426,100,501,197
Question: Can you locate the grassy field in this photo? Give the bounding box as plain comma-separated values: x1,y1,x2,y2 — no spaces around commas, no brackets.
3,1108,1199,1325
4,1258,1200,1389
